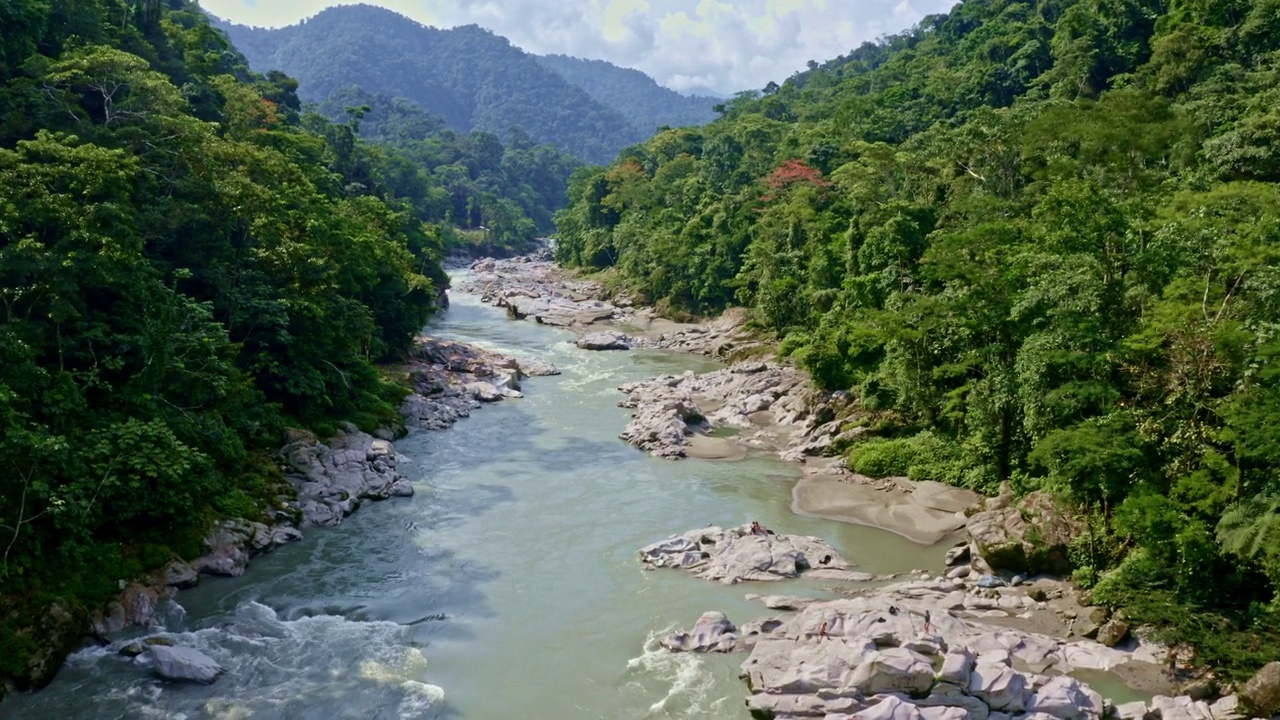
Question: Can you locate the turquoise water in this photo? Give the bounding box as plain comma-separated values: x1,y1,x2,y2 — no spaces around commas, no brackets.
0,291,951,719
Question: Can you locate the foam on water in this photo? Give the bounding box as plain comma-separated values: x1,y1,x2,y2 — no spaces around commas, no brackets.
7,601,444,720
623,626,727,718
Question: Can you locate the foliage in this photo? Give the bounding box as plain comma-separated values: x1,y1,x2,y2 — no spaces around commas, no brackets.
0,0,447,683
311,85,582,252
554,0,1280,675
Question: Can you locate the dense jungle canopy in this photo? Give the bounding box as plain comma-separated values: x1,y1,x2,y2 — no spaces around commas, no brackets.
554,0,1280,674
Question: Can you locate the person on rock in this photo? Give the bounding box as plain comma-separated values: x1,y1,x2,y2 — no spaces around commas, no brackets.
750,521,767,536
923,610,932,634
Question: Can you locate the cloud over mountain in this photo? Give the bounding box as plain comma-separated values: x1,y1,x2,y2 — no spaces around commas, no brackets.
201,0,958,94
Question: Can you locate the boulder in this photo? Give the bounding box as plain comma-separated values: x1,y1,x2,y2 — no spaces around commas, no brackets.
850,648,937,695
575,331,631,351
944,543,971,567
966,491,1079,575
14,601,86,690
191,535,250,577
162,560,200,589
1026,675,1105,720
1209,694,1244,720
1096,618,1129,648
853,696,927,720
1113,700,1148,720
1150,694,1215,720
149,645,224,684
517,357,560,377
465,381,504,403
662,611,739,653
1074,607,1110,640
1240,662,1280,718
937,648,975,687
969,659,1030,713
638,525,865,584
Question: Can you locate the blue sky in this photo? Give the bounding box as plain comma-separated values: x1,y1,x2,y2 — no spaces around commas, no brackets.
201,0,958,94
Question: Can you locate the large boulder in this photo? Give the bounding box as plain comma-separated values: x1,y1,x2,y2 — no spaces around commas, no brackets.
10,600,87,690
850,648,937,695
638,525,867,584
1026,675,1105,720
1240,661,1280,718
575,331,631,351
662,611,739,653
968,659,1031,713
517,357,560,377
149,645,224,684
966,491,1079,575
1095,618,1129,648
162,560,200,589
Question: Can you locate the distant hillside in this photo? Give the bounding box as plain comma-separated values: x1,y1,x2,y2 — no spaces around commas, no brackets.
218,5,646,163
535,54,719,135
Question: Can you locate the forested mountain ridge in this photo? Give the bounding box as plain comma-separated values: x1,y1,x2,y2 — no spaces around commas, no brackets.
0,0,456,692
556,0,1280,676
218,5,649,163
313,85,582,251
535,54,720,136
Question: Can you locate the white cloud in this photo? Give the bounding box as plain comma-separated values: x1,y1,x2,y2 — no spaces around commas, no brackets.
199,0,959,94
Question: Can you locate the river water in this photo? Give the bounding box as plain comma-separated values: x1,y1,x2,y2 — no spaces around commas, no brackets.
3,290,950,720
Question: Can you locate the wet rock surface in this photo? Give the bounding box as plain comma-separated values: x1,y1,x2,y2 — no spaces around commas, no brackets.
148,645,224,684
638,524,869,584
662,611,741,653
399,335,546,430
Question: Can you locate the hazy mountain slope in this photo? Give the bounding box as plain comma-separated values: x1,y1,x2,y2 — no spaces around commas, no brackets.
219,5,646,163
535,54,719,134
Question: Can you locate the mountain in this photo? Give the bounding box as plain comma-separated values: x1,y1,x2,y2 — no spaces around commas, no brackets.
535,54,719,135
682,85,730,99
555,0,1280,678
218,5,648,163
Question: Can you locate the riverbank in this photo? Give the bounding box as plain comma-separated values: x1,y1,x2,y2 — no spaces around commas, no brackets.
457,255,1263,717
0,333,556,702
460,255,989,546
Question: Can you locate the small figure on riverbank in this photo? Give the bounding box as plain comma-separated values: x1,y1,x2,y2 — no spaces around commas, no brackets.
750,521,767,536
923,610,932,634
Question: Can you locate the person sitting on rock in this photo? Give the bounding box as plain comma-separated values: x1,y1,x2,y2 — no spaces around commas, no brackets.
750,521,767,536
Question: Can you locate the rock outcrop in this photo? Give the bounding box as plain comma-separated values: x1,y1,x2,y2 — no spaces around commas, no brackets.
576,330,632,350
662,611,741,653
278,429,413,529
617,362,821,460
456,256,622,328
966,491,1080,576
730,584,1158,720
399,336,539,430
638,525,869,584
1241,661,1280,718
148,645,224,684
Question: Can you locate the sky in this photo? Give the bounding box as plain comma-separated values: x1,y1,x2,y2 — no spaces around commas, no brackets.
200,0,958,95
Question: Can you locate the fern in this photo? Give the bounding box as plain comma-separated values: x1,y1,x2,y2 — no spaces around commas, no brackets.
1216,494,1280,573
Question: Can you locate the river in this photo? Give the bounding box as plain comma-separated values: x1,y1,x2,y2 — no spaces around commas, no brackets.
1,289,955,720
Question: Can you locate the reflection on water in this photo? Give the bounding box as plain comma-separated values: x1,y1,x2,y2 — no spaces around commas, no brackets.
0,291,941,720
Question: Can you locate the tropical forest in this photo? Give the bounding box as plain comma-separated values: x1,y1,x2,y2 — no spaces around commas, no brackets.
3,0,1280,715
556,0,1280,680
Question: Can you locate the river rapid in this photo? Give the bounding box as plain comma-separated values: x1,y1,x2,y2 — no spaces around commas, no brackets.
1,289,947,720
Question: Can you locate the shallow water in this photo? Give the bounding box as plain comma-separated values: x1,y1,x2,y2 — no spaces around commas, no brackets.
0,291,964,720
